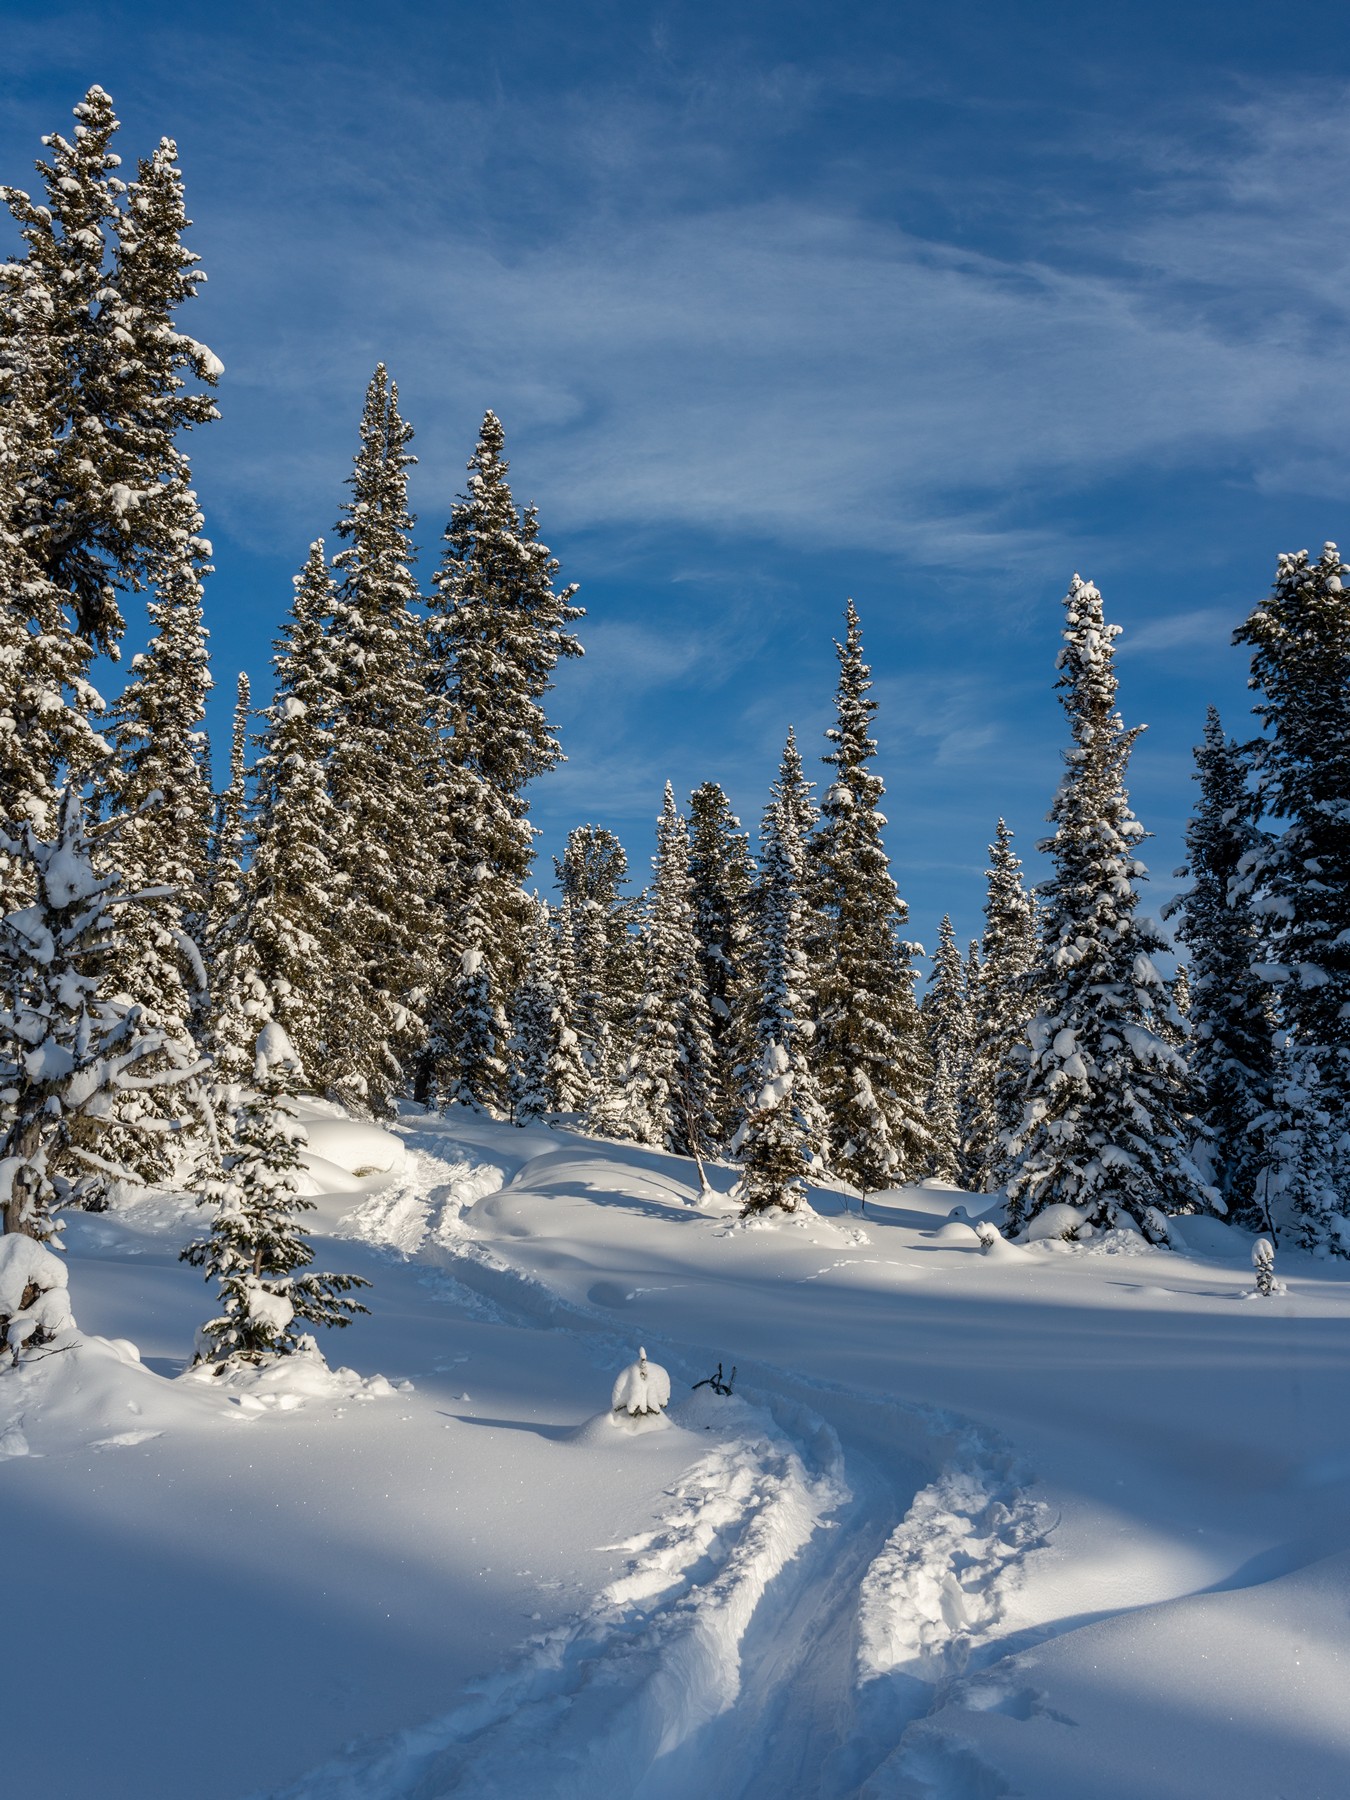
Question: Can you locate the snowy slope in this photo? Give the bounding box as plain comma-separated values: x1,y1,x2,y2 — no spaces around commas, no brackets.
5,1109,1350,1799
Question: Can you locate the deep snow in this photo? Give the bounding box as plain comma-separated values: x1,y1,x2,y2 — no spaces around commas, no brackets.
4,1108,1349,1799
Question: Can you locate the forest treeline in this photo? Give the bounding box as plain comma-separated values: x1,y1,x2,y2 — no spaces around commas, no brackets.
2,91,1348,1365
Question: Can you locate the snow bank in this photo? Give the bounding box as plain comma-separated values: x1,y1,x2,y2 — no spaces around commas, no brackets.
181,1337,405,1412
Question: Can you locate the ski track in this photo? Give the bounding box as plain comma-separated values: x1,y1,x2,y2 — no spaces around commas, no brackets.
268,1122,1055,1800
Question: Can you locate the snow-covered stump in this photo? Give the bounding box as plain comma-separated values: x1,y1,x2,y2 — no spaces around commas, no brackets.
611,1346,671,1431
0,1235,76,1367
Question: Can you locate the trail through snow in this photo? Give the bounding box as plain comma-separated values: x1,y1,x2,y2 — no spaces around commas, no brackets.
9,1108,1350,1798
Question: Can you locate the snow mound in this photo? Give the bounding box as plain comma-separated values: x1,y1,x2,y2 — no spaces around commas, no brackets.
928,1220,982,1246
1023,1203,1087,1243
298,1117,406,1193
182,1338,405,1412
0,1234,75,1359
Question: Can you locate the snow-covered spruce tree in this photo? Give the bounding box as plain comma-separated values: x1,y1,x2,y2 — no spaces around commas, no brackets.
556,824,642,1113
507,898,560,1125
624,784,718,1160
0,272,110,865
203,674,269,1082
547,900,590,1115
425,410,584,1103
687,781,755,1145
965,819,1039,1192
1164,710,1277,1226
441,860,509,1111
736,731,829,1215
94,518,216,1180
923,915,968,1183
249,540,343,1086
1233,545,1350,1247
1005,576,1212,1238
323,367,442,1116
0,790,207,1240
0,91,218,670
183,1023,368,1366
810,602,930,1198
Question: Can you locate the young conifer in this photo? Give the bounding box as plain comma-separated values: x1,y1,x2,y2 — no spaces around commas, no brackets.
183,1023,368,1365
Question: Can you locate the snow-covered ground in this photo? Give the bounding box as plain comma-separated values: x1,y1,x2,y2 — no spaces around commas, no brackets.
6,1111,1350,1799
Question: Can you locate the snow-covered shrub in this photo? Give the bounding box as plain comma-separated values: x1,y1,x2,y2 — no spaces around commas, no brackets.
611,1346,671,1416
0,1234,75,1364
1252,1238,1278,1298
1024,1203,1087,1244
0,789,207,1242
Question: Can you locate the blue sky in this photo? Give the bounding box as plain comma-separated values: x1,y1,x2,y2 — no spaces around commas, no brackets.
5,1,1350,960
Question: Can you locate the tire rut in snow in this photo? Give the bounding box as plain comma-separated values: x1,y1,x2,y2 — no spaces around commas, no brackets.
262,1392,848,1800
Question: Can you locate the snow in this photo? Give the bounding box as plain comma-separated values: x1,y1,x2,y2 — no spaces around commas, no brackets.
5,1108,1350,1797
611,1346,672,1414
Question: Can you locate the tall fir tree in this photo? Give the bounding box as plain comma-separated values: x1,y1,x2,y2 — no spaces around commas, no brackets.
923,915,968,1183
556,824,642,1108
1165,711,1279,1226
0,91,218,663
965,820,1039,1192
323,367,442,1116
737,730,829,1215
249,540,344,1086
507,897,560,1126
1006,577,1211,1237
547,902,591,1115
1233,545,1350,1249
426,410,584,1103
624,784,718,1159
687,781,755,1145
810,602,930,1197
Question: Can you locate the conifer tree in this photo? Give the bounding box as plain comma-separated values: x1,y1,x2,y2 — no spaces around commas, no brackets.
426,411,584,1097
923,915,967,1183
625,784,718,1158
249,540,344,1085
737,731,828,1215
1,91,218,660
203,674,269,1082
687,781,755,1143
440,862,509,1112
508,899,560,1126
965,820,1039,1192
183,1023,368,1365
557,824,641,1096
323,367,441,1116
810,601,930,1197
0,791,207,1239
1006,577,1211,1236
1165,709,1276,1226
547,901,591,1116
96,522,215,1177
1233,545,1350,1248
